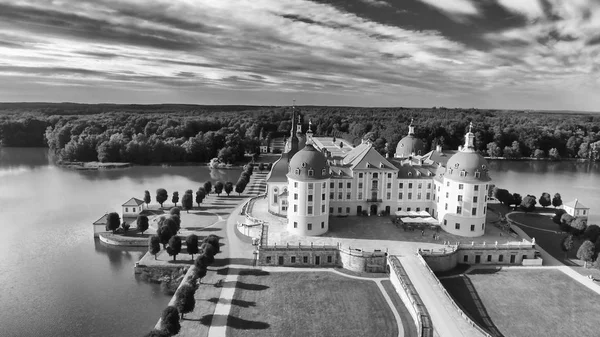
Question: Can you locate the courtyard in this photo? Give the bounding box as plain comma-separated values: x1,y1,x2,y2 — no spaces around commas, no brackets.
225,271,400,337
250,197,515,255
441,268,598,337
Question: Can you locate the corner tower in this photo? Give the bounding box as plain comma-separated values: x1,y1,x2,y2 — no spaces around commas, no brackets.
287,144,331,236
437,123,491,237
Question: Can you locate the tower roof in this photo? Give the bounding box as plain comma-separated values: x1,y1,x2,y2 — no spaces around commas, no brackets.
287,144,330,181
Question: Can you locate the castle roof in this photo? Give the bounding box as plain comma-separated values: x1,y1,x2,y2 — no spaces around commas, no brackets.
564,199,588,209
266,153,290,183
122,197,144,207
287,144,330,181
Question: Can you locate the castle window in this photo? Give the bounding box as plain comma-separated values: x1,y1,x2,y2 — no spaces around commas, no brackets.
398,192,403,199
388,173,392,178
294,222,298,228
308,183,313,190
487,255,491,262
294,182,298,188
358,192,363,199
483,207,486,214
408,172,412,177
472,207,477,215
473,196,478,203
308,206,313,215
458,195,463,201
322,194,325,201
339,182,343,188
447,182,450,187
291,256,296,263
359,173,363,178
294,205,297,212
408,193,412,200
459,184,464,190
425,207,429,213
457,206,462,214
308,195,313,202
295,168,300,175
418,183,422,189
330,207,333,213
346,192,351,200
327,256,332,263
474,185,479,191
266,256,272,264
301,162,307,168
445,203,448,210
347,182,351,188
446,192,449,198
482,223,485,230
380,163,384,168
373,173,379,178
398,207,402,211
387,192,391,200
321,221,325,228
407,207,411,211
359,183,363,189
330,182,334,188
399,183,404,188
499,255,503,262
322,168,327,175
470,225,475,231
426,193,431,200
294,193,298,200
322,182,326,189
455,223,460,230
338,192,342,199
475,171,480,178
417,193,422,200
444,219,447,226
322,205,325,213
346,207,350,214
387,183,391,189
338,207,342,213
126,208,128,212
330,192,334,199
463,255,468,262
409,183,413,188
307,223,312,230
460,170,466,177
303,256,308,263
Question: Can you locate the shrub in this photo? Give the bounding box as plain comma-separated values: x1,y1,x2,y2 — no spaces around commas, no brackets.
148,235,161,260
167,236,182,261
169,207,181,216
137,215,149,234
160,306,181,336
175,283,196,319
186,234,199,259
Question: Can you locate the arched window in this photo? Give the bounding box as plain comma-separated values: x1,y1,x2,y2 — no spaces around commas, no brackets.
273,188,278,204
322,168,327,175
308,169,314,176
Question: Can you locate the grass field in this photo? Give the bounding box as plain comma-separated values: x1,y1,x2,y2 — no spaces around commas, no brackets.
226,271,398,337
442,268,598,337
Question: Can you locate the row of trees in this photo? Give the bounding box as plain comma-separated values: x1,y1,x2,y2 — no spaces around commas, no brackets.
145,234,221,336
3,104,600,162
492,187,563,212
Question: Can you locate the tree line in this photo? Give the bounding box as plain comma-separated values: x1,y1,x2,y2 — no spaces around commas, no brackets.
1,104,599,163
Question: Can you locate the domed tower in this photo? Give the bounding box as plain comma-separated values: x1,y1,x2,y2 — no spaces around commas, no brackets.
395,119,424,158
437,123,492,237
287,144,331,236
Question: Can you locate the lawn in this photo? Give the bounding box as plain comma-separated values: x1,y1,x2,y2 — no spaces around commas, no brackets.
509,212,584,265
226,271,398,337
442,268,598,337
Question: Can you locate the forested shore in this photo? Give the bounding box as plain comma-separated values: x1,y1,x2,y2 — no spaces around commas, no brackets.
0,103,599,164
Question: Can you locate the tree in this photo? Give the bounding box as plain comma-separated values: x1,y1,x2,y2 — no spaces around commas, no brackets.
164,216,180,234
487,184,495,199
561,235,574,259
137,215,149,234
171,191,179,207
203,181,212,195
157,225,173,249
493,187,510,205
214,181,224,196
549,148,560,160
167,236,182,261
156,188,168,207
486,142,502,157
148,235,161,260
105,212,121,233
194,262,208,283
553,209,567,225
520,195,537,212
200,242,218,258
144,190,151,206
570,217,587,236
182,190,193,213
224,181,234,196
561,213,575,227
170,207,181,216
160,306,181,336
583,224,600,243
577,240,595,267
205,234,221,251
121,221,130,232
186,234,199,259
539,192,551,208
235,181,246,195
533,149,545,159
175,282,196,319
552,193,562,208
195,188,206,207
512,193,522,209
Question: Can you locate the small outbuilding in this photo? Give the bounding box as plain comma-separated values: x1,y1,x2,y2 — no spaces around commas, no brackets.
563,199,589,220
92,213,109,238
122,198,146,217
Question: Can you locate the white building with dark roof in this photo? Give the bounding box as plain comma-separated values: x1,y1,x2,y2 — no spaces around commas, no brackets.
265,112,493,238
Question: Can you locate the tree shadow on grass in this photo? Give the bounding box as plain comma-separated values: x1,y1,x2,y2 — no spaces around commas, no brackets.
216,267,270,276
198,315,270,330
222,281,269,291
212,257,256,267
185,227,222,232
207,297,257,308
441,276,505,337
468,267,502,275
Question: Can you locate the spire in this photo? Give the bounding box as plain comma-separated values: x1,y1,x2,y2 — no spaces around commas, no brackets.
289,101,299,154
408,118,415,135
308,119,313,133
297,114,302,134
462,122,475,151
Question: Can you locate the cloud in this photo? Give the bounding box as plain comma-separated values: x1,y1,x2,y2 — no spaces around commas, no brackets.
357,0,391,8
495,0,545,19
416,0,479,16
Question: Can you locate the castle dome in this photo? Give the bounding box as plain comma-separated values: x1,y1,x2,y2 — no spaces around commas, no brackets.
395,121,424,158
287,144,330,181
444,124,491,183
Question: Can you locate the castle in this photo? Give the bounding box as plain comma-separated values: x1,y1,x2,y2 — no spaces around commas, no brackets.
265,107,492,238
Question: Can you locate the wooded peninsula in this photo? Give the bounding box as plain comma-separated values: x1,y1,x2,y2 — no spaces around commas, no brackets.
0,103,598,164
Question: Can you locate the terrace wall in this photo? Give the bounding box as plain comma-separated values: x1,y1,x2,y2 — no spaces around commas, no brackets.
387,256,433,337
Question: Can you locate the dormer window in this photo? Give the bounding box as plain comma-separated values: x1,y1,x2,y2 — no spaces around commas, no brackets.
481,164,487,170
408,172,412,177
301,162,307,168
449,169,453,174
380,163,384,168
308,169,314,176
475,171,481,178
366,163,371,168
460,170,466,177
295,168,300,175
416,171,421,176
321,168,327,175
454,163,459,168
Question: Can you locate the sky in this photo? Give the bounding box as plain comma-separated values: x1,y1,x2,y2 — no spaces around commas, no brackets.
0,0,599,110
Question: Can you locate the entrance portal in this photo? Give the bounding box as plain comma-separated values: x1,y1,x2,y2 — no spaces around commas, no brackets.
370,204,378,216
357,205,362,215
315,256,320,265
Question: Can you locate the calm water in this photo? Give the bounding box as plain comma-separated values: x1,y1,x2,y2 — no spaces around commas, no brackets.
0,148,241,337
488,160,600,224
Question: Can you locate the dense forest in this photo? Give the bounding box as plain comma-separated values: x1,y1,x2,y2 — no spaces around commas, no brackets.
0,103,599,164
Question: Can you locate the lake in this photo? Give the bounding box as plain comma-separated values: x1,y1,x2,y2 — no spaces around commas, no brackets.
0,147,242,337
0,148,598,337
